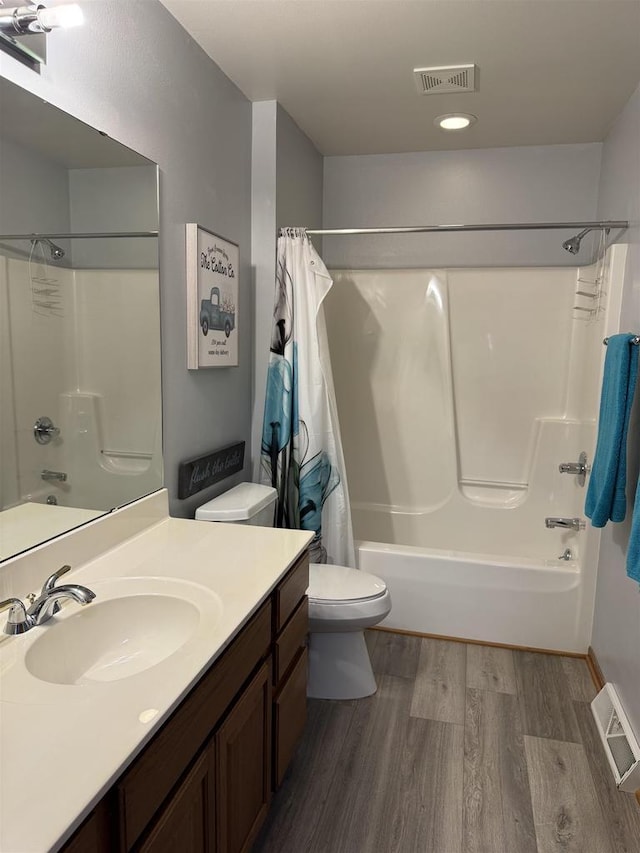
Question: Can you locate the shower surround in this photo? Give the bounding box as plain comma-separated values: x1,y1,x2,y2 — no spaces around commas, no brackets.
0,255,162,517
324,246,627,652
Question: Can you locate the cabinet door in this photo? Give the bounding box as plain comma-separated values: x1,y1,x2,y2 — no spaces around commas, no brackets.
274,647,308,789
216,661,272,853
61,802,113,853
139,742,216,853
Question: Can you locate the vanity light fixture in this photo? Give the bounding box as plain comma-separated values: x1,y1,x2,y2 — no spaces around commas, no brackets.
435,113,477,131
0,3,83,37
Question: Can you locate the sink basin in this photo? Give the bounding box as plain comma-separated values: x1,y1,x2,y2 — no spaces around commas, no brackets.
24,577,220,686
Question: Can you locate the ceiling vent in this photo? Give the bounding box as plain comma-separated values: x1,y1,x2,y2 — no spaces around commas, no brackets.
414,64,477,95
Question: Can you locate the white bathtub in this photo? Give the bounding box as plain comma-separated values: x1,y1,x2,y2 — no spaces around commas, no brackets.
358,537,598,653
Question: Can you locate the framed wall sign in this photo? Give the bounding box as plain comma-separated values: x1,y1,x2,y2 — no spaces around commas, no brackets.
178,441,245,499
186,224,239,369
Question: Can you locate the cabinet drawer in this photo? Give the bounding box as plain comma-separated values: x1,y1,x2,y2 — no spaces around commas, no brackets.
273,648,308,789
118,600,271,851
274,596,308,686
274,552,309,633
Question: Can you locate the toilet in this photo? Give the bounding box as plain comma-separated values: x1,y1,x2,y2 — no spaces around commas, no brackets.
195,482,391,700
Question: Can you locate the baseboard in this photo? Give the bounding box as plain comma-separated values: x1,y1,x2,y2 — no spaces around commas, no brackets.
373,625,586,658
587,645,606,691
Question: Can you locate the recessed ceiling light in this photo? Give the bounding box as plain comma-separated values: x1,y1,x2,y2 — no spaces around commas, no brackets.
435,113,477,131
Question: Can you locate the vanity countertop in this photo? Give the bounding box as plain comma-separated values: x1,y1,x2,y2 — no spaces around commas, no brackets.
0,495,312,853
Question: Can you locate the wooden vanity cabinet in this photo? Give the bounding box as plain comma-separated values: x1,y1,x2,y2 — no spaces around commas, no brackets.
272,554,309,790
60,551,309,853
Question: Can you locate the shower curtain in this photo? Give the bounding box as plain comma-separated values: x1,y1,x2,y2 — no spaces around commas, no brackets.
260,229,355,567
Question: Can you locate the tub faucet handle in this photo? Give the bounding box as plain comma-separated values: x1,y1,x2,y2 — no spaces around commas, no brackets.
558,452,589,487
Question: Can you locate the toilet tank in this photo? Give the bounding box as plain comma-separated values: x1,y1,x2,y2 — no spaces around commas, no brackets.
195,483,277,527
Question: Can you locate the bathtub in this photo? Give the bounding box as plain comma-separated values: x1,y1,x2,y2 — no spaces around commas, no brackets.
357,535,599,654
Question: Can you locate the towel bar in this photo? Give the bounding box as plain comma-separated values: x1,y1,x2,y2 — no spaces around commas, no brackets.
603,336,640,346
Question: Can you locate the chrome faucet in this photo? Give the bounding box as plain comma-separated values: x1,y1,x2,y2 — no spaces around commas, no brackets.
545,517,586,531
26,564,95,626
27,585,95,626
0,565,95,635
41,469,67,482
558,548,574,561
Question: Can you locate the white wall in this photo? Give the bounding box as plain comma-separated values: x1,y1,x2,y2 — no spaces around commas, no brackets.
592,81,640,736
250,102,323,479
1,0,253,519
323,144,602,269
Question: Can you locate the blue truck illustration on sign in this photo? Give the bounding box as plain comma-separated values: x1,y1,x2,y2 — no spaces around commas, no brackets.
200,286,235,338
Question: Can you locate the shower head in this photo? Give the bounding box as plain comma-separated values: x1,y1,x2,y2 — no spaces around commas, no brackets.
562,228,592,255
31,237,65,261
43,238,65,260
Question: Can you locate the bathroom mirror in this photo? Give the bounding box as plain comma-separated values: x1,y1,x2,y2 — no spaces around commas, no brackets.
0,77,162,562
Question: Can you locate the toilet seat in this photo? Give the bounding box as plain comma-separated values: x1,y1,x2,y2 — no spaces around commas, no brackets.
307,565,391,633
307,564,387,604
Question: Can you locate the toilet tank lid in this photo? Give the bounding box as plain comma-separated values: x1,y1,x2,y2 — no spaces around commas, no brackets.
195,483,277,521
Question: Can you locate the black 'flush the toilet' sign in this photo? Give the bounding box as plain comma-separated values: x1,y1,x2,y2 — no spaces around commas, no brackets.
178,441,245,499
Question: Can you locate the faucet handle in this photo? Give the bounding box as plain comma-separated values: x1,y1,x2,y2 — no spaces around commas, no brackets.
42,564,71,594
0,598,35,635
41,565,72,618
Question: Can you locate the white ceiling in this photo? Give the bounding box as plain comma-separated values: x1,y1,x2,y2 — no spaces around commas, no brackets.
159,0,640,156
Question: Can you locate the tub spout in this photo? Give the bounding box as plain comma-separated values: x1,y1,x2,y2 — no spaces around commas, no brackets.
545,517,586,531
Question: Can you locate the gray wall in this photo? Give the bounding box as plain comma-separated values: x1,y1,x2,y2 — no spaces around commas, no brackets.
69,166,158,269
250,102,323,479
275,104,324,245
592,81,640,736
0,0,252,518
322,144,602,269
0,136,72,261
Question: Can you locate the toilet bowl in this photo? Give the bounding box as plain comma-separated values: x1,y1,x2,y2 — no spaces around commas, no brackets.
307,564,391,700
195,483,392,700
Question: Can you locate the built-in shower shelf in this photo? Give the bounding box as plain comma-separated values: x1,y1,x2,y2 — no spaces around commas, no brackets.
460,479,528,507
101,449,153,460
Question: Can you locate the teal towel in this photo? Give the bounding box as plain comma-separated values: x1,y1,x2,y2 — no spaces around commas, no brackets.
585,334,639,527
628,479,640,583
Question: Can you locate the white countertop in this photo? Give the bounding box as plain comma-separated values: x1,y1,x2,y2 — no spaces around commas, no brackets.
0,497,312,853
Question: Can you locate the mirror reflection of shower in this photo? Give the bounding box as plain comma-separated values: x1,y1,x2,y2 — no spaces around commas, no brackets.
29,237,63,318
562,227,593,255
33,236,66,261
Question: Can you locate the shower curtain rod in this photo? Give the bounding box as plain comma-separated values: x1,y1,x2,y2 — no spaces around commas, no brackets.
304,220,628,236
0,231,158,240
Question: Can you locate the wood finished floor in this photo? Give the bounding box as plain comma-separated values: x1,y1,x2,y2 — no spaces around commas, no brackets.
254,631,640,853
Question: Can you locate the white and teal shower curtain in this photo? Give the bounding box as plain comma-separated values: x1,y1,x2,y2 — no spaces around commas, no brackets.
260,229,355,567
